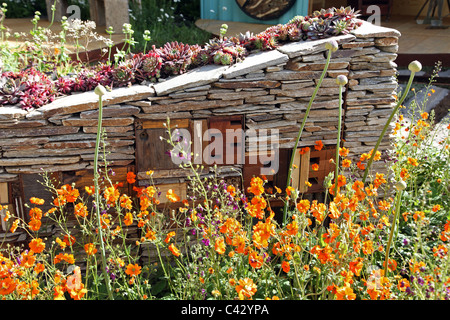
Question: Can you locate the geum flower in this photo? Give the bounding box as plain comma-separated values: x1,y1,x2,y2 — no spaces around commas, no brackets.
235,278,257,300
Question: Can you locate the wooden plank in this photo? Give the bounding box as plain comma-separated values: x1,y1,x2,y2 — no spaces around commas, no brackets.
141,119,190,130
156,183,187,204
21,173,60,214
291,149,301,190
0,183,8,204
208,116,244,166
62,166,135,195
298,149,311,193
189,119,209,166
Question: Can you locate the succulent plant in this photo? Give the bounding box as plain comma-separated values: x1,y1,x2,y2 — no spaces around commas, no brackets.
202,38,246,66
334,6,361,21
306,18,336,40
245,32,278,51
132,51,162,82
153,41,197,76
0,68,56,110
55,76,74,95
310,8,336,20
0,76,26,105
112,60,136,87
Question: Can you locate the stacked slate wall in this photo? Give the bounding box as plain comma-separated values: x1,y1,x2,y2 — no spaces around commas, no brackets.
0,20,401,247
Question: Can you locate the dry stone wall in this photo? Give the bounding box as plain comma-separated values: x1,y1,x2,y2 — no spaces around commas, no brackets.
0,21,401,186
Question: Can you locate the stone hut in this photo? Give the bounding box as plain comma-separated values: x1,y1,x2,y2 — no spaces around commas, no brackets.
0,21,401,245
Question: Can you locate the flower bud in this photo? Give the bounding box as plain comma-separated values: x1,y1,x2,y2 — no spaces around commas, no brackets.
408,60,422,73
395,180,407,191
94,84,107,97
325,39,338,52
336,75,348,86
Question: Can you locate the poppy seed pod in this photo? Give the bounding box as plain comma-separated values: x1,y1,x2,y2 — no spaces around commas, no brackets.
408,60,422,73
325,39,339,52
336,75,348,86
395,180,407,191
94,84,107,97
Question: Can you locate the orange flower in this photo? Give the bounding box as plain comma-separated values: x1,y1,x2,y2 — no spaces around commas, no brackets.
248,251,264,269
168,243,181,257
247,196,267,219
125,263,142,276
362,240,374,255
328,202,341,219
166,189,180,203
286,186,295,196
227,185,236,197
311,163,319,171
299,147,310,155
420,112,429,120
413,211,425,221
30,197,45,205
335,283,356,300
339,147,349,157
402,211,410,222
104,186,120,205
29,238,45,254
57,184,80,203
123,211,133,226
314,140,324,151
285,220,298,236
63,234,76,247
235,278,257,300
432,205,441,212
126,172,136,184
34,262,45,274
369,149,381,161
0,278,17,295
29,207,43,220
296,199,310,214
54,253,75,264
397,279,410,292
356,161,365,170
21,251,36,268
74,202,88,218
84,243,97,256
215,236,226,255
349,258,364,277
247,177,264,196
164,231,176,243
120,194,132,210
311,200,326,224
384,259,397,271
407,157,418,167
28,218,41,232
342,159,351,168
281,260,290,273
145,228,156,241
337,175,346,187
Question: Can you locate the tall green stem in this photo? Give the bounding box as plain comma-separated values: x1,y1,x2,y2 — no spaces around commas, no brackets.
362,71,416,184
282,46,334,225
334,82,344,196
93,92,114,300
384,189,403,276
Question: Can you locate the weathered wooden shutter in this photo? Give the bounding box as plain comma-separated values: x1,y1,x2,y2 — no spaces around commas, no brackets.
243,148,289,193
307,148,336,193
135,119,192,179
207,115,245,166
291,147,336,194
